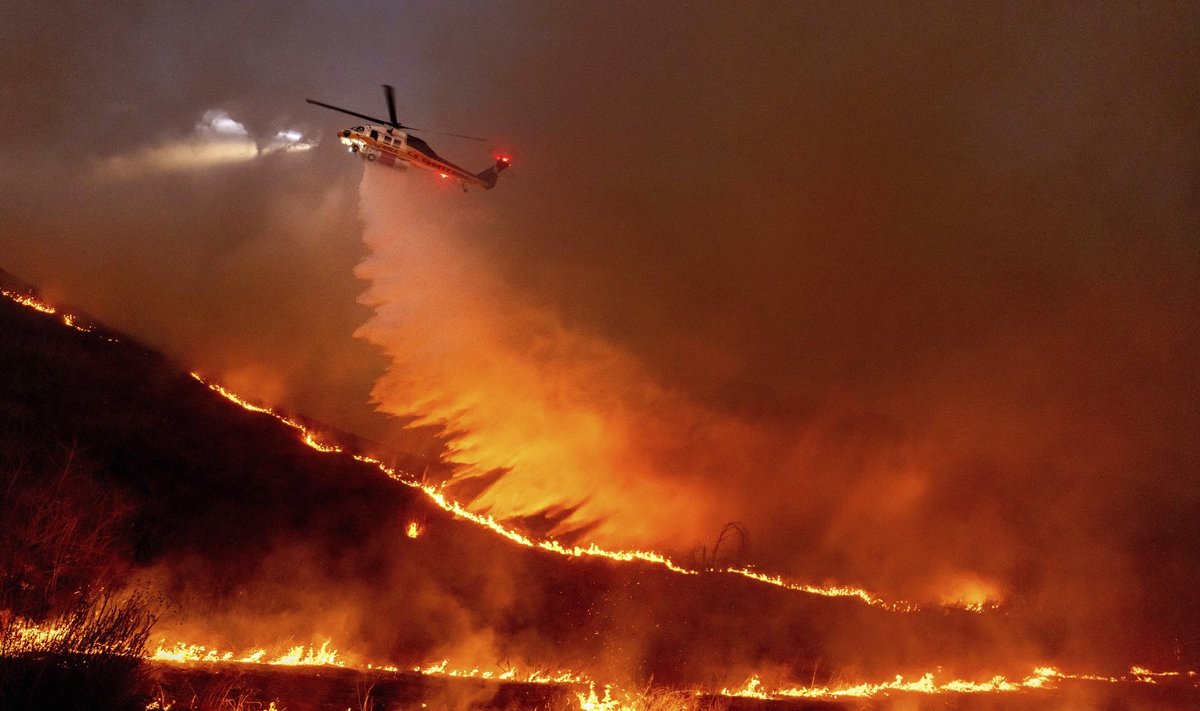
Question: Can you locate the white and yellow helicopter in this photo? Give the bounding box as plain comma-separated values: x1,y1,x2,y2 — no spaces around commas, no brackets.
307,85,510,191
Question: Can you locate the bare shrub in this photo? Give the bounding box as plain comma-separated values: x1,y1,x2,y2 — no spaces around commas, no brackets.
0,445,133,618
688,522,748,571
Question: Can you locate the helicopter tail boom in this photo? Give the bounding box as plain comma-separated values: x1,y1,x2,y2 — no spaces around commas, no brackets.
473,157,511,190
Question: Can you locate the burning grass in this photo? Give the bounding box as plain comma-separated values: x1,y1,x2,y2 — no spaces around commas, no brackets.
0,591,156,711
577,683,728,711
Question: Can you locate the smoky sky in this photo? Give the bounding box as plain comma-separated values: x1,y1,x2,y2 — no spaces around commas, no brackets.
2,1,1198,665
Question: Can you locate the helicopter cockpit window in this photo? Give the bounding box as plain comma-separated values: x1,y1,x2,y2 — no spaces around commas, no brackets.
354,126,364,132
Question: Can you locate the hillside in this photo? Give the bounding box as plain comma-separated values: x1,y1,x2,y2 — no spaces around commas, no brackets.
0,268,1094,703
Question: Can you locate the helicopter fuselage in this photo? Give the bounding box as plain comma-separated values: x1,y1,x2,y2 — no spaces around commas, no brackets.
338,124,496,189
307,86,509,190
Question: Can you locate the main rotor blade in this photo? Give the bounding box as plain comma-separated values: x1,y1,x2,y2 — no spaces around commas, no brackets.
415,129,489,142
308,96,485,140
305,99,393,127
383,84,399,126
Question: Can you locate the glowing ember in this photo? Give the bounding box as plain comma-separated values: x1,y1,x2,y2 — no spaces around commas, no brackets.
406,521,422,538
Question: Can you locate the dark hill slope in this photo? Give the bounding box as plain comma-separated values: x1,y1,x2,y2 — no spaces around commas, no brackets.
0,272,1030,687
0,276,410,577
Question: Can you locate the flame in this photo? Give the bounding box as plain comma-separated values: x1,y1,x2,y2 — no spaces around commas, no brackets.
933,571,1003,611
150,640,588,686
406,521,422,538
4,617,68,648
151,639,343,667
1,288,101,336
575,684,622,711
268,639,340,666
723,667,1069,700
414,658,588,685
144,636,1196,702
723,567,911,610
7,291,57,314
1129,665,1197,683
9,617,1195,707
573,666,1140,711
713,665,1200,701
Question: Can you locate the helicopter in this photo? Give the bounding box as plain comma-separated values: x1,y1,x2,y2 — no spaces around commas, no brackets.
306,85,510,191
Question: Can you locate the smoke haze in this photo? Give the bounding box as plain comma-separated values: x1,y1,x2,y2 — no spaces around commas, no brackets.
2,0,1198,669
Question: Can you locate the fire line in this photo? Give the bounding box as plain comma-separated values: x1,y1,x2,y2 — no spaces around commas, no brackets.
138,631,1199,705
11,614,1194,707
192,374,932,611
